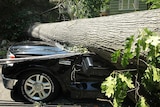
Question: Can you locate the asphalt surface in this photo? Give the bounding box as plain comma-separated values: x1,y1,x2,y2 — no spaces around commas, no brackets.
0,65,13,101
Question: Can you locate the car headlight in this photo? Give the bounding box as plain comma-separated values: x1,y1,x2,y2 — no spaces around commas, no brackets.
6,52,15,66
7,52,15,59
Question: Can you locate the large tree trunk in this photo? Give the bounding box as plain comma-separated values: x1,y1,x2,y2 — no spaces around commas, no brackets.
29,9,160,68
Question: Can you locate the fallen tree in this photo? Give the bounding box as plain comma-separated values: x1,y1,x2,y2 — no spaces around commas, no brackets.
28,9,160,68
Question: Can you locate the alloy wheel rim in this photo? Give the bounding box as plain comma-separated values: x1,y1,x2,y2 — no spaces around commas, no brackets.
24,74,53,101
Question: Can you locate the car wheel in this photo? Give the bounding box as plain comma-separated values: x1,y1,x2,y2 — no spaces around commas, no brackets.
11,81,26,102
18,70,60,103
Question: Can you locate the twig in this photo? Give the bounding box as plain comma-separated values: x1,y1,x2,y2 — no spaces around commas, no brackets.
40,0,65,15
139,58,148,66
97,98,113,106
135,73,140,102
113,69,137,73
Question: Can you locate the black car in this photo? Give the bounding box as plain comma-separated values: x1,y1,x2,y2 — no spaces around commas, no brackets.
1,41,114,103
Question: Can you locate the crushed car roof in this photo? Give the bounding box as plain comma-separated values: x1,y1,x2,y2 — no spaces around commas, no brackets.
9,41,69,56
0,41,89,65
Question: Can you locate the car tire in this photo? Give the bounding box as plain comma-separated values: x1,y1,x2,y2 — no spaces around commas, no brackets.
11,82,26,102
17,69,60,103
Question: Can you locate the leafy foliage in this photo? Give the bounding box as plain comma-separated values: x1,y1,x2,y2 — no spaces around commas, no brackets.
101,71,134,106
62,0,110,19
102,28,160,106
0,0,58,41
111,35,135,67
0,10,40,41
111,50,120,63
144,0,160,9
136,96,149,107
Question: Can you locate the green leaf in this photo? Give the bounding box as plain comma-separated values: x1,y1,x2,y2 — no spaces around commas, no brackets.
144,67,152,80
146,35,160,47
121,54,129,67
111,50,121,63
101,76,116,98
113,98,118,107
157,57,160,63
125,35,134,51
128,52,134,59
137,96,149,107
151,65,160,82
118,74,134,88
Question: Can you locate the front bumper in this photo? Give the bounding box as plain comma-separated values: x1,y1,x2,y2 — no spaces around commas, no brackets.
1,74,17,90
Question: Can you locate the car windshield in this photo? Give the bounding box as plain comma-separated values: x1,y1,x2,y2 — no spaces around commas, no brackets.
9,41,70,56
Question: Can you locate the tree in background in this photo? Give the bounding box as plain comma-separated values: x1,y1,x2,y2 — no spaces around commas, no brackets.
61,0,110,19
0,0,58,41
145,0,160,9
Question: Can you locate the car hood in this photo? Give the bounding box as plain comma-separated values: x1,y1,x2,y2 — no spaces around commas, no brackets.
9,41,69,56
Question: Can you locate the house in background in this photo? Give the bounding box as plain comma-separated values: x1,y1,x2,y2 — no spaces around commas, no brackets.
108,0,148,15
101,0,148,16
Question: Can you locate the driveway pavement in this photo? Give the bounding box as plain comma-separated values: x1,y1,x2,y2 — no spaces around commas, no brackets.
0,65,12,101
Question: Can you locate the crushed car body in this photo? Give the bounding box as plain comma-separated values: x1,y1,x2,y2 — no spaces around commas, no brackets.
1,41,114,103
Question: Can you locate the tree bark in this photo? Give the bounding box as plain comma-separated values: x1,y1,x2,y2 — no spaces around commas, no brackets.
29,9,160,68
